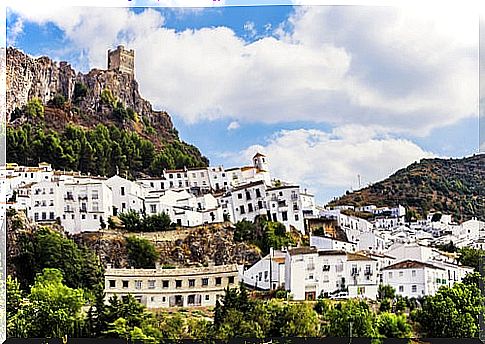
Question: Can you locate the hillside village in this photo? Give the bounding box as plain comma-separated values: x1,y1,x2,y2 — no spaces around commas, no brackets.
2,46,484,315
2,152,483,308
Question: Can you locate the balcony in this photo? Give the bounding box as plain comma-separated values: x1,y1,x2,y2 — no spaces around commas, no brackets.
78,195,88,200
64,195,74,201
364,270,373,276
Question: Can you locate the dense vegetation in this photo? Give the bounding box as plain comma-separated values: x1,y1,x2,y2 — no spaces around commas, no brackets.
125,236,159,269
9,226,104,294
118,210,174,232
329,155,485,222
7,122,207,178
233,218,298,255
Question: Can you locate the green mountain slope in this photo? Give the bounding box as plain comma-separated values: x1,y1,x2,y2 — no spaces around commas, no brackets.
329,154,485,222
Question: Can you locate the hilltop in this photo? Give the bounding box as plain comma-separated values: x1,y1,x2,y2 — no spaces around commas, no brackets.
6,47,208,177
329,154,485,222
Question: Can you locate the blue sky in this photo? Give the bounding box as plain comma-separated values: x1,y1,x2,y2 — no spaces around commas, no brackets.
6,5,481,204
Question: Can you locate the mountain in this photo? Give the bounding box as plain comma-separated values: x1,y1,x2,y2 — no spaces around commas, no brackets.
6,47,208,177
328,154,485,222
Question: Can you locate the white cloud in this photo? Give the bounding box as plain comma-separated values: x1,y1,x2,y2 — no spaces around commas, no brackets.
227,121,240,130
8,5,478,136
6,16,23,46
236,126,436,202
243,21,257,38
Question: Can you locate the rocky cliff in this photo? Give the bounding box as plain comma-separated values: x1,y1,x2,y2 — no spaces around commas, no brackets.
73,225,262,268
6,47,209,175
6,47,172,130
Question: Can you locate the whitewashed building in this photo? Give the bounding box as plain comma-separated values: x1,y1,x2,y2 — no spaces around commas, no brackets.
104,264,239,308
241,248,286,290
382,260,449,298
284,247,379,301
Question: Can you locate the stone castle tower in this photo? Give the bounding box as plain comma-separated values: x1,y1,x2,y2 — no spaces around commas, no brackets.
107,45,134,76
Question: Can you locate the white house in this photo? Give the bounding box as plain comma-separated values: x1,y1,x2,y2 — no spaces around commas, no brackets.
310,235,358,252
105,175,144,215
382,260,449,298
266,185,305,233
285,247,379,301
241,248,286,290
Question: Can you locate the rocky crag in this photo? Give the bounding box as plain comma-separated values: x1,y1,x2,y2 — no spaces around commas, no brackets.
73,224,262,268
6,47,171,130
6,47,208,173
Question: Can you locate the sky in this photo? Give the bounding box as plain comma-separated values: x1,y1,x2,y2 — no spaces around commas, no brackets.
5,4,481,204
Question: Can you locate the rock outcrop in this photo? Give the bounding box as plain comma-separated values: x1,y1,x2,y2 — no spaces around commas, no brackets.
6,47,172,130
74,224,262,269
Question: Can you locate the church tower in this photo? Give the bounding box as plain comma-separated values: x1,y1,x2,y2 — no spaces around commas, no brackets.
253,152,269,172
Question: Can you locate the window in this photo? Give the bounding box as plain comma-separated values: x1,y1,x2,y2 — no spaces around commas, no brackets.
205,295,210,301
399,271,403,277
93,202,99,212
176,280,182,288
122,280,129,288
49,212,55,220
282,211,288,221
246,191,251,200
148,280,156,289
389,272,393,278
202,278,209,286
412,285,417,293
399,285,404,292
92,190,98,199
215,277,222,285
238,193,243,199
189,279,195,287
94,214,98,220
122,202,126,210
412,270,416,277
264,271,268,281
308,273,314,280
109,280,116,288
120,187,125,196
256,189,261,198
295,214,299,221
162,280,169,288
228,276,235,284
82,214,86,220
240,205,245,214
135,280,142,289
177,173,181,178
248,203,253,212
42,212,47,220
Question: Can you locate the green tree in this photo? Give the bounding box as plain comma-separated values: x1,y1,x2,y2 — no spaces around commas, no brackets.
378,284,396,301
324,299,378,338
12,227,104,292
376,312,412,338
125,236,158,268
119,210,143,232
142,212,173,232
233,220,256,242
6,275,23,318
25,98,44,117
279,303,319,337
458,247,484,271
73,82,88,101
7,268,86,338
412,281,484,337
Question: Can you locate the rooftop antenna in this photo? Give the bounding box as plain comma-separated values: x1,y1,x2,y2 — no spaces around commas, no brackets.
357,174,361,189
